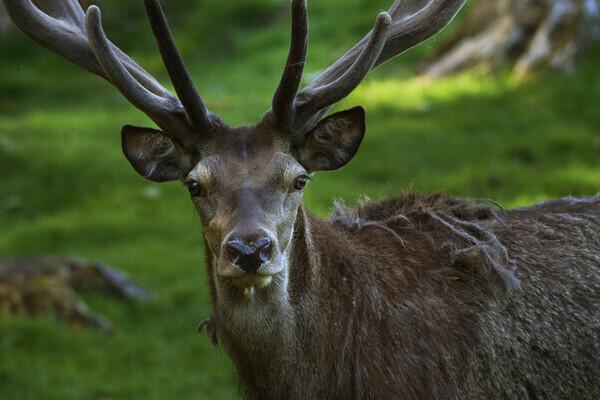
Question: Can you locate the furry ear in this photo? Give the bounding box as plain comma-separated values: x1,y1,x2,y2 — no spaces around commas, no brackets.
121,125,195,182
297,106,366,172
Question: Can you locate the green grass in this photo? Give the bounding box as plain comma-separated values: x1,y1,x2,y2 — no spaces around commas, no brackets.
1,0,599,398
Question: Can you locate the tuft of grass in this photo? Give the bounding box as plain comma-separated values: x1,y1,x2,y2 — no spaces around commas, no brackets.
0,0,599,398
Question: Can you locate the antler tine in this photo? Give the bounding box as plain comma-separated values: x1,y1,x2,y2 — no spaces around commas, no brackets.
85,7,194,144
1,0,208,149
271,0,309,127
3,0,103,77
379,0,467,68
144,0,221,133
293,12,391,132
3,0,174,100
290,0,466,136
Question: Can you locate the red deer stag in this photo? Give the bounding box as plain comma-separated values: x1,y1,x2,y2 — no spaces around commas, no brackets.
3,0,600,399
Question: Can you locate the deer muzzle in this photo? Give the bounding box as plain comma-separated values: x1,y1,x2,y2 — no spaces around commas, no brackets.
217,229,282,288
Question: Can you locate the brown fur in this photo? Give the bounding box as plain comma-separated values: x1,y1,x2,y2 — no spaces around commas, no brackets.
205,192,600,399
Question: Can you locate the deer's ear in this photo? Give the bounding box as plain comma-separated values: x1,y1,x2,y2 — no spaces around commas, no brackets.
121,125,195,182
297,106,366,172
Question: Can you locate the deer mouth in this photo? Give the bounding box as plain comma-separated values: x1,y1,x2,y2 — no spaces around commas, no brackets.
216,256,284,289
222,262,285,289
231,273,274,290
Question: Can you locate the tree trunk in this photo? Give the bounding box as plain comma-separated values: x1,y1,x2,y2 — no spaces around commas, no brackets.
425,0,600,78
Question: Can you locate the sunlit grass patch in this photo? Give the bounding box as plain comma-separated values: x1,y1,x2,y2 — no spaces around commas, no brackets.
354,72,516,112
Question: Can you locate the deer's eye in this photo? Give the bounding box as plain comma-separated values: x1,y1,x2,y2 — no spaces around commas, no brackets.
187,181,207,197
293,175,309,191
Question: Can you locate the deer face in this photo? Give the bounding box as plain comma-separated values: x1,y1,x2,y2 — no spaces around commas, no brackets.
121,108,365,291
185,126,305,291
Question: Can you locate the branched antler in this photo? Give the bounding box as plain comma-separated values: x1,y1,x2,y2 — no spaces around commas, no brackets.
268,0,466,138
4,0,464,147
2,0,220,149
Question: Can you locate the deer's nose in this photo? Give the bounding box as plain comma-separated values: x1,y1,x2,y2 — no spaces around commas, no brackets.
226,236,272,273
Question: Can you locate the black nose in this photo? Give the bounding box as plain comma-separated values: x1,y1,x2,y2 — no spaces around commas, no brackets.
226,236,272,272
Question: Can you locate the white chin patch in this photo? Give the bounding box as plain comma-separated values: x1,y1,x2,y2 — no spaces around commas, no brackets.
232,274,273,290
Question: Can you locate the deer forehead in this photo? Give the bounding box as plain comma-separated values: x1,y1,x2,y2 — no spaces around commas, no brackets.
188,151,305,190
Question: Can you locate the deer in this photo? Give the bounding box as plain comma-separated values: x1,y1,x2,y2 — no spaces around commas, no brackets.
3,0,600,399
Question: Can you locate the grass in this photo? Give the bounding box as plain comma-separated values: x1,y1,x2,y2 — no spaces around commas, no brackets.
1,0,599,398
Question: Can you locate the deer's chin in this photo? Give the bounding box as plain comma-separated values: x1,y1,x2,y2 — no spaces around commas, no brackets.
231,274,274,290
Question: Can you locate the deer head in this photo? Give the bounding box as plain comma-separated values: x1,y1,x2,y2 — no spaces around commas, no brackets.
3,0,465,293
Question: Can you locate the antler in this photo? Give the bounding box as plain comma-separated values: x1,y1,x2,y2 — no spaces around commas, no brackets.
1,0,220,149
271,0,309,128
269,0,466,138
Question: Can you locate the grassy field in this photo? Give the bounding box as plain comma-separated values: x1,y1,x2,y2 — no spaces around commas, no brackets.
1,0,599,399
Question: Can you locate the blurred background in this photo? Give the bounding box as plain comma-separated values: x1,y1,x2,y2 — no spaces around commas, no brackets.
0,0,598,399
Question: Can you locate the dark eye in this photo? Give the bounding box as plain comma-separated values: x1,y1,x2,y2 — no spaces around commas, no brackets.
186,181,207,197
293,175,309,191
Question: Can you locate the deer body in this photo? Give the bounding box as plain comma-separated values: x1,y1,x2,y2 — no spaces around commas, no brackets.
208,194,600,399
5,0,600,399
